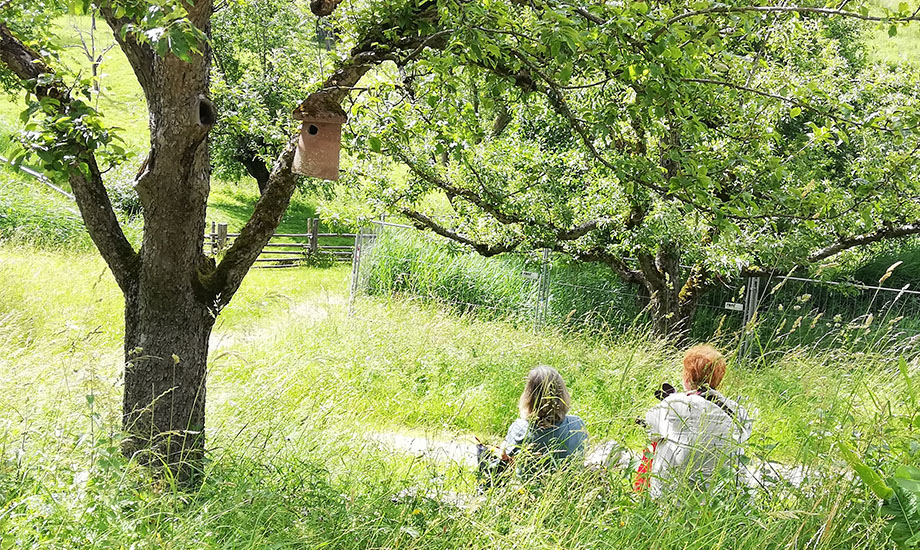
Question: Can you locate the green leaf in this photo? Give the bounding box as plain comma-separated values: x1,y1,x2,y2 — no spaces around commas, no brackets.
889,24,898,37
68,0,90,15
790,107,802,118
369,136,382,153
558,63,573,84
883,470,920,549
838,440,894,499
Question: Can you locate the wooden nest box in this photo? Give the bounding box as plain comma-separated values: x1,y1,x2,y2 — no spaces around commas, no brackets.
292,103,347,180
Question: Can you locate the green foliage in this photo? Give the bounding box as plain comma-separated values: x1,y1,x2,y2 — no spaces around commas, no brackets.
346,0,920,292
839,440,894,499
13,83,126,177
3,0,207,187
102,156,143,217
106,0,206,62
0,1,67,92
849,238,920,287
885,465,920,549
0,171,91,248
209,0,325,185
360,228,920,353
841,355,920,549
361,228,644,328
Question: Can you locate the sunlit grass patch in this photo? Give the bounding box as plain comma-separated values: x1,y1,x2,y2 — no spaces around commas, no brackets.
0,246,916,549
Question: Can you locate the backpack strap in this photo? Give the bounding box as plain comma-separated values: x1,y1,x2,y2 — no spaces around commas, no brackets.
693,387,737,420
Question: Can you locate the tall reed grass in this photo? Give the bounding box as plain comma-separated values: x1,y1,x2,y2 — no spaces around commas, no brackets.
358,227,920,358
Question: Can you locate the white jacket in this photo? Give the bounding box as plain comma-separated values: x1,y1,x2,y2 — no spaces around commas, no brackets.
644,389,752,497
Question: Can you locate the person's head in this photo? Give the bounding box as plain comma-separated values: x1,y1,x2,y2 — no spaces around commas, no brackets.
518,366,571,427
682,344,726,391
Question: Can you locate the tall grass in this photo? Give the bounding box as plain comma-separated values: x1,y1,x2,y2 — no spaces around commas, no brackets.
0,246,916,548
359,227,920,357
0,172,92,249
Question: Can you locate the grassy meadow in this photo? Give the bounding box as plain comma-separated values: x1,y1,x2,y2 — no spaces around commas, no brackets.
0,247,918,548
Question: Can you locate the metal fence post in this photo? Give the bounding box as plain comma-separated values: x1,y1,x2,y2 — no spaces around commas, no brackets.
741,276,761,356
535,248,551,331
349,229,364,315
209,221,217,255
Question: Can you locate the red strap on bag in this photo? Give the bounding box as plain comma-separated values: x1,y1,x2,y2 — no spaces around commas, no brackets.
633,441,657,492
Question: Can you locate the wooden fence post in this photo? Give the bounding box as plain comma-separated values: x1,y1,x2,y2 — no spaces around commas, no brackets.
217,223,228,251
310,217,319,255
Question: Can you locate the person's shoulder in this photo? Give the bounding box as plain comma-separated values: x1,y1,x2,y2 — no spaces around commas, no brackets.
508,418,530,435
509,417,528,431
708,389,747,412
664,392,698,405
564,414,586,428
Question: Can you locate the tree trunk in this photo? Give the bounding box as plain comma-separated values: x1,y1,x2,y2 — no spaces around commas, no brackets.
122,289,214,482
637,246,706,342
111,1,218,482
240,153,271,194
1,0,441,484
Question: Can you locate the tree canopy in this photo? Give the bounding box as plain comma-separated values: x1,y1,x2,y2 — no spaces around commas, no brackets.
338,1,920,335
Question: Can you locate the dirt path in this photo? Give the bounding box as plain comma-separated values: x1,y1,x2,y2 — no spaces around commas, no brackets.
209,293,346,352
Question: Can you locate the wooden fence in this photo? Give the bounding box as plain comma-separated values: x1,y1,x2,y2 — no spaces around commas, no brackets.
204,218,358,267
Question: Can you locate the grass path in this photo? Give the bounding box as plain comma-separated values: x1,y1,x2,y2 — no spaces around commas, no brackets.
206,278,815,494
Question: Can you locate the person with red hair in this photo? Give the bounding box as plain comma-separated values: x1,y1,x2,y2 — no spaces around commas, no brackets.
637,344,752,497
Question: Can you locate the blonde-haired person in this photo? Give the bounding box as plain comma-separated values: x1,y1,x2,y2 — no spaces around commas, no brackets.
641,344,752,497
502,366,588,471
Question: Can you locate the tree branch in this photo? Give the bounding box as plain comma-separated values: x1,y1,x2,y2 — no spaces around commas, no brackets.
310,0,346,16
210,16,446,305
0,23,138,293
393,148,529,226
565,246,644,285
684,78,905,132
808,224,920,263
652,5,920,40
294,28,449,120
400,208,520,256
204,137,300,307
394,146,602,243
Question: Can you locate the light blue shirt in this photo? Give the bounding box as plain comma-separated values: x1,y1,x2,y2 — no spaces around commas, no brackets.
503,414,588,461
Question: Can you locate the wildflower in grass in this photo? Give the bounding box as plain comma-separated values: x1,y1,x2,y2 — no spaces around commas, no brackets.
811,312,824,328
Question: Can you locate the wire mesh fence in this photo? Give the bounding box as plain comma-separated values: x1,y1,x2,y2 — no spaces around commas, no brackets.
350,221,920,357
